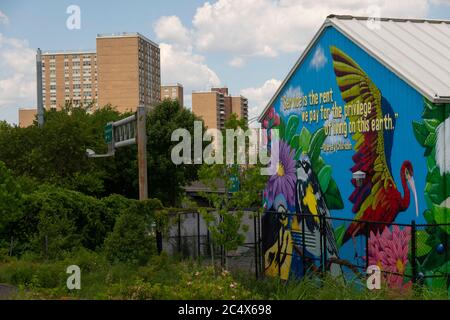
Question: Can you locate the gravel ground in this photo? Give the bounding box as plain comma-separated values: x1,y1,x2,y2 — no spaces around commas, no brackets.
0,284,17,300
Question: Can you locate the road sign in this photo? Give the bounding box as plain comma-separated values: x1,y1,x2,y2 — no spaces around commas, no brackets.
104,123,113,143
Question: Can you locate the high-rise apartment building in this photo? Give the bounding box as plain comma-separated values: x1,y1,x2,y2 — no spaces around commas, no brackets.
41,50,97,110
231,96,249,121
161,83,184,106
192,88,248,130
97,33,160,112
34,32,160,116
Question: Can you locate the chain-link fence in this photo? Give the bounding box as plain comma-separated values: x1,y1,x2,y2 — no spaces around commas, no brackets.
262,210,449,288
161,209,449,288
162,210,263,277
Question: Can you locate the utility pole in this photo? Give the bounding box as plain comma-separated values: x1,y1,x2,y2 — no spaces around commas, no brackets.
86,106,148,200
136,105,148,200
36,48,44,127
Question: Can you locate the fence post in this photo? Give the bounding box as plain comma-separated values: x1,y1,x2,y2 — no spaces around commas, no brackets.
301,214,306,277
258,211,263,278
178,213,181,254
365,223,369,270
253,212,259,279
320,215,325,274
197,211,201,259
411,220,417,285
277,213,281,277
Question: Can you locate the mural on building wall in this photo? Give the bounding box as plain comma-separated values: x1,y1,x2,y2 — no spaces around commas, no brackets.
261,26,448,291
412,99,450,290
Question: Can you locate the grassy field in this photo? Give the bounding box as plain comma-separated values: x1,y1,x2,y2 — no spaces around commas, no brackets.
0,250,447,300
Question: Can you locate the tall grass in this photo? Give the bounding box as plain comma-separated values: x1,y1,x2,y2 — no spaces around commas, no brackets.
0,252,447,300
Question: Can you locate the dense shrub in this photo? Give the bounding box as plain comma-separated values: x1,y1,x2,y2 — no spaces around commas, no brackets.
22,186,108,259
104,209,156,265
0,161,24,254
1,181,163,259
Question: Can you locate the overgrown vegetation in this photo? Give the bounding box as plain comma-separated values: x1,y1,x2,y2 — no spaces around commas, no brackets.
198,115,267,268
0,252,446,300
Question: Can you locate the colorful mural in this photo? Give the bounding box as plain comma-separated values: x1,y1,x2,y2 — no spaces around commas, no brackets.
412,99,450,290
261,25,448,291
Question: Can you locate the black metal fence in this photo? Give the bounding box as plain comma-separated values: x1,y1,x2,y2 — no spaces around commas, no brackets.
162,209,449,288
262,210,449,288
162,210,263,278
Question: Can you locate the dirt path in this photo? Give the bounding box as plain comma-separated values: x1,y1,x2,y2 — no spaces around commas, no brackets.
0,284,18,300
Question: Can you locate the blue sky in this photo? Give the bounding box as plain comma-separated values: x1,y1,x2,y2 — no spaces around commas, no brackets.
0,0,449,124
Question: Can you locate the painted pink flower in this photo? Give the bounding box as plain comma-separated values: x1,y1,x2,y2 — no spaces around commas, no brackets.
268,107,274,119
368,225,412,291
273,114,280,126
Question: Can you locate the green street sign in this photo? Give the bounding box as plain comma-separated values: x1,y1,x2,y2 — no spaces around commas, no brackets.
104,123,113,143
229,174,240,193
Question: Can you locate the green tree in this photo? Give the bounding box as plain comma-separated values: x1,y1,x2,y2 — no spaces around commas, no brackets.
198,114,267,269
146,99,203,206
0,161,24,256
0,103,137,198
103,209,156,265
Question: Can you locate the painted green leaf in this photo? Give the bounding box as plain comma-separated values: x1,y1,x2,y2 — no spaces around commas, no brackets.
424,98,437,110
422,248,447,271
432,205,450,234
285,115,300,143
307,128,326,164
318,165,332,193
424,119,440,133
324,179,344,210
415,230,432,257
427,166,441,184
312,157,326,175
298,127,311,152
334,224,346,249
278,117,285,142
412,121,428,146
426,153,437,172
295,148,302,161
424,132,436,147
422,99,448,122
423,208,435,224
427,182,445,205
289,134,299,151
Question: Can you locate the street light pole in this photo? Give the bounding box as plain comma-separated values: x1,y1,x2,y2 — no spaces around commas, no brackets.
136,105,148,201
36,48,44,127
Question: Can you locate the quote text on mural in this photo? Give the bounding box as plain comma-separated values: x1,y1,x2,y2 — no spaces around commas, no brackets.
282,88,399,152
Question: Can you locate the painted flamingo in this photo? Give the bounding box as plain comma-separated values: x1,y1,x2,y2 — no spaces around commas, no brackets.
330,46,419,246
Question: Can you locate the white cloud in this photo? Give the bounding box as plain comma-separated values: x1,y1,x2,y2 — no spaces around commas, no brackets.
159,43,220,107
240,78,281,120
0,11,9,25
191,0,432,57
310,45,328,71
154,15,192,46
229,56,245,68
0,34,36,124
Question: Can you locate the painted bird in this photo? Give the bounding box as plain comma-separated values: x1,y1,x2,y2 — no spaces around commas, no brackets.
295,154,341,275
330,46,419,246
263,194,293,280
